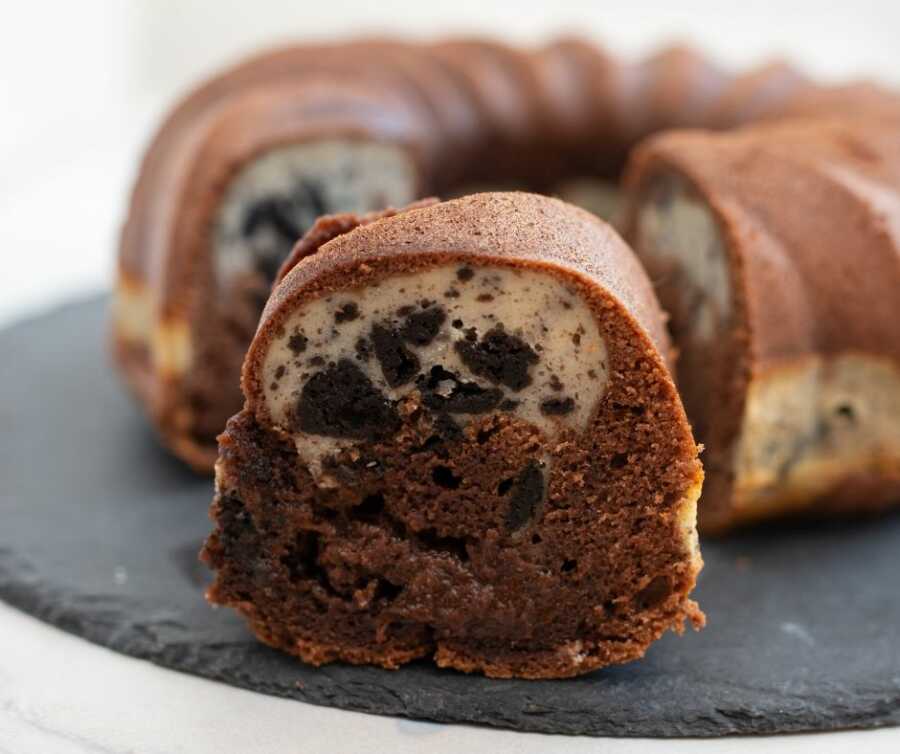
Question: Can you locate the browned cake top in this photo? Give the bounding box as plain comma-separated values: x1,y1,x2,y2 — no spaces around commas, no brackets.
624,117,900,367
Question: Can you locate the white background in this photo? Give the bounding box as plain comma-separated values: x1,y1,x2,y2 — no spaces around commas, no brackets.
3,0,900,328
2,2,899,751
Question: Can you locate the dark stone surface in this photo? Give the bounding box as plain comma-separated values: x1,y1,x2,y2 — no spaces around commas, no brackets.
1,297,899,737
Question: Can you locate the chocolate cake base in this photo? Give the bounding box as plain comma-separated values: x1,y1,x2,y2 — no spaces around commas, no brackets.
2,297,900,737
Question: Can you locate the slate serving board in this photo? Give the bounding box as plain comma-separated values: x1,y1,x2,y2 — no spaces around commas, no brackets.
2,297,899,737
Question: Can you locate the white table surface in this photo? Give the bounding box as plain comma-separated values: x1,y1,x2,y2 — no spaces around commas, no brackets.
2,2,900,751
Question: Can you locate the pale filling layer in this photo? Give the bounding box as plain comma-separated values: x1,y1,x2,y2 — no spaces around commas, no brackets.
213,140,418,285
113,275,193,377
261,263,609,477
734,354,900,516
636,186,731,344
635,179,734,450
113,275,154,345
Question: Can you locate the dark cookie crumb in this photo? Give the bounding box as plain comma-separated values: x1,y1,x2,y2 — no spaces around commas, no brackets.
835,403,856,422
540,397,576,416
296,359,399,440
548,374,563,391
288,333,308,355
308,355,325,367
401,306,446,346
240,180,330,283
417,365,503,414
505,461,545,531
371,323,420,387
452,319,464,329
241,195,303,270
355,337,371,361
455,326,539,391
335,302,360,324
275,365,286,380
444,288,461,298
499,399,520,411
456,266,474,282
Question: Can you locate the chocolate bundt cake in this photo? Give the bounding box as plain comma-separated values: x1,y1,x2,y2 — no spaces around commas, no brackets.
624,118,900,532
112,36,900,472
201,193,705,678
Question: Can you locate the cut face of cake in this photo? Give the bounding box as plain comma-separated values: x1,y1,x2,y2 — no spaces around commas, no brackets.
262,262,608,480
201,193,704,679
214,141,418,289
625,118,900,532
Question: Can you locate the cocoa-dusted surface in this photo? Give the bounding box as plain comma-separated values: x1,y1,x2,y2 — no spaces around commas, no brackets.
6,298,900,735
214,193,702,679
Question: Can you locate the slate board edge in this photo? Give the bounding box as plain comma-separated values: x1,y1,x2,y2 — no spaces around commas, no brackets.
3,552,899,738
2,297,900,738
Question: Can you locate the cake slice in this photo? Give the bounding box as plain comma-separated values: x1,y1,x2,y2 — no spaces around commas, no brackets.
625,118,900,532
201,192,704,678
